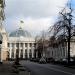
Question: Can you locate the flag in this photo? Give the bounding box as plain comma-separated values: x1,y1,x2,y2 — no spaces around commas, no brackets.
20,21,24,23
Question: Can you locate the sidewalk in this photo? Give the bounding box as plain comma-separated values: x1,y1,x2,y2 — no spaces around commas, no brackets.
0,61,30,75
0,61,12,75
64,65,75,69
51,62,75,69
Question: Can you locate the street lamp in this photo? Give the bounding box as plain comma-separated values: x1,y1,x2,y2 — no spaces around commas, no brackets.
0,33,2,63
14,21,24,65
15,43,19,65
14,32,20,65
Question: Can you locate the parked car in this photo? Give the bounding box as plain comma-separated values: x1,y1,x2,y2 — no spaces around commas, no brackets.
0,60,3,64
46,58,55,63
59,58,75,65
62,58,74,62
30,58,40,62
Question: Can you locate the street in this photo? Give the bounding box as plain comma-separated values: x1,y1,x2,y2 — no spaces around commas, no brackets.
20,60,75,75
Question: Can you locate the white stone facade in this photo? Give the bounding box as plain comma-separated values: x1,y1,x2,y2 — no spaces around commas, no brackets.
8,31,35,59
0,0,8,61
46,38,75,60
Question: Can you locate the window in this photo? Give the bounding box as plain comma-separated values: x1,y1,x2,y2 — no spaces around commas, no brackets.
16,43,19,47
29,49,32,53
8,43,10,47
20,49,23,58
63,48,65,56
34,43,36,47
29,49,32,58
25,43,27,47
20,43,23,47
25,49,27,58
29,43,32,47
12,43,14,47
11,49,14,58
52,51,53,56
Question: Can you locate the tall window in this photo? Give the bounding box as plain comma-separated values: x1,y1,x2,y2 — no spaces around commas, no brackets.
8,43,10,47
20,49,23,59
34,43,36,47
16,43,19,47
20,43,23,47
25,49,27,59
29,43,32,47
52,51,53,56
12,43,14,47
29,49,32,58
11,49,14,58
25,43,27,47
63,48,65,57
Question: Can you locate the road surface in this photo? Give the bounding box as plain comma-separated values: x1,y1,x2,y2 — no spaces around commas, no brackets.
20,60,75,75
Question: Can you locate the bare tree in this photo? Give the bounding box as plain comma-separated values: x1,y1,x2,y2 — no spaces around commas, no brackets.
35,30,49,58
49,1,75,65
0,0,5,20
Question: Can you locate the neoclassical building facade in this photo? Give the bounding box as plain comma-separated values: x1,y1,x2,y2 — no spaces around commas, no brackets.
0,26,36,61
8,27,35,59
46,35,75,60
0,0,36,61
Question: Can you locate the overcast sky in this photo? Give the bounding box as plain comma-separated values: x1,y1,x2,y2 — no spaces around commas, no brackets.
4,0,69,36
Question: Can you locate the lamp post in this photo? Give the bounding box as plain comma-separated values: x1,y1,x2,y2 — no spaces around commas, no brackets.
15,42,19,65
14,33,20,65
0,33,2,63
14,21,24,65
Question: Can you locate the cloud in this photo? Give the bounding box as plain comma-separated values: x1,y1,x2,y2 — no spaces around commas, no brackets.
5,0,68,18
5,17,54,35
5,0,68,36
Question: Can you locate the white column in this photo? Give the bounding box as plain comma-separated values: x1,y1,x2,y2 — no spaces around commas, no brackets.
14,43,16,58
32,43,34,58
27,43,29,58
9,43,12,58
23,43,25,58
9,49,12,58
19,43,21,58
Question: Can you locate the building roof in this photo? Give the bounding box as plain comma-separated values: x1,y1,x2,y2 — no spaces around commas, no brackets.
9,27,31,37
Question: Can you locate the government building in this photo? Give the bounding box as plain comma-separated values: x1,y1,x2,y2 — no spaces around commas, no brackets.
46,35,75,61
0,0,36,62
8,27,35,60
0,25,36,61
0,0,75,62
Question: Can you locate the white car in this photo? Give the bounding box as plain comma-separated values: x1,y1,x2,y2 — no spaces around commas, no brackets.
62,58,74,62
0,60,3,64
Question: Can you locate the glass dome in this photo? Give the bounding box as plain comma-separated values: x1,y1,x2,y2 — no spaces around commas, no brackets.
9,27,31,37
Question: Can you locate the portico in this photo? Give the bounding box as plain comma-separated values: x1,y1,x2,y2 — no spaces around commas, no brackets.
8,28,35,59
